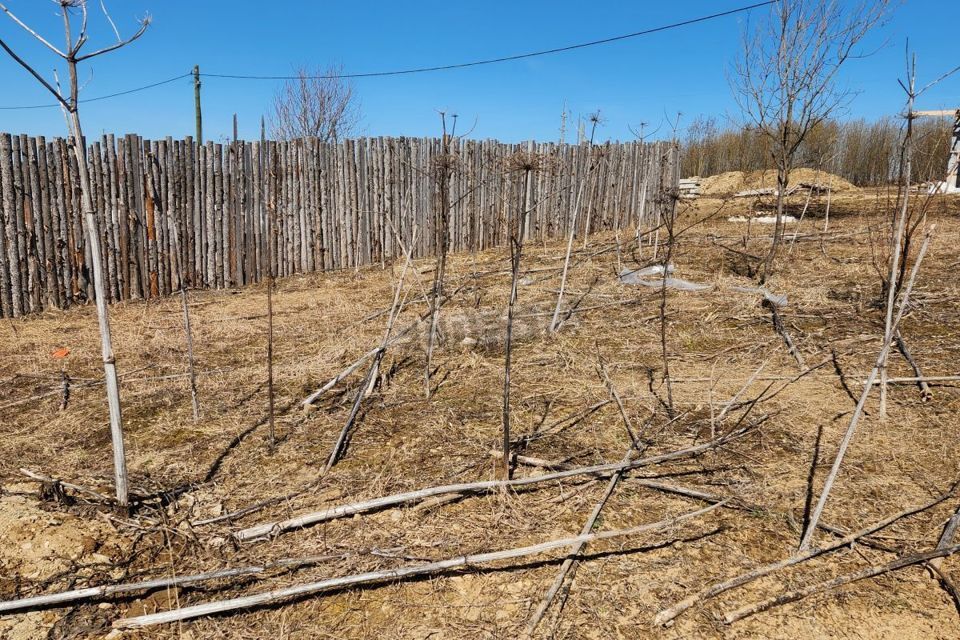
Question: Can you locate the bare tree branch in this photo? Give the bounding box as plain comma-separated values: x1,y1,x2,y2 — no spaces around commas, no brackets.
99,0,121,41
0,1,67,57
731,0,891,282
75,15,150,62
0,37,68,107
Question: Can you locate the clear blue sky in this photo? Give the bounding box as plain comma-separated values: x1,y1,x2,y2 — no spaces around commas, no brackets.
1,0,957,142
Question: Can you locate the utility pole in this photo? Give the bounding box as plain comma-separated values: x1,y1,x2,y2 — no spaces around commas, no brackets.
233,113,238,143
193,65,203,144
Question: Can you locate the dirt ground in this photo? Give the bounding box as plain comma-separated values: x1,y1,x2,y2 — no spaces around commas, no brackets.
1,189,959,639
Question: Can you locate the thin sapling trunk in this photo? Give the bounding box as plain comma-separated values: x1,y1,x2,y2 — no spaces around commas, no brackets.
502,158,534,479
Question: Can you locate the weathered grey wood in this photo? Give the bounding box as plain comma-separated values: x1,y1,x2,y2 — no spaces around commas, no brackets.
234,426,749,541
11,136,30,313
0,134,674,314
723,542,960,624
1,134,23,317
23,135,44,312
653,486,956,626
798,229,934,551
118,502,724,629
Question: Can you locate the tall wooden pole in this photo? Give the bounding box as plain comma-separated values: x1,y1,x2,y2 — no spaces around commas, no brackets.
263,116,275,450
193,65,203,145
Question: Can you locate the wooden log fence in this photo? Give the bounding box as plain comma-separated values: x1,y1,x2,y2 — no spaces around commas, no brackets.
0,133,678,317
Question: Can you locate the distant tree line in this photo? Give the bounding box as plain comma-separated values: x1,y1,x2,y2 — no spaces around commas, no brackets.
680,115,953,186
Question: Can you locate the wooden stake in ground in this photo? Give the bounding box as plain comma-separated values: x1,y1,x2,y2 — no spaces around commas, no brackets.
0,1,150,505
265,134,277,450
148,154,199,420
657,146,679,418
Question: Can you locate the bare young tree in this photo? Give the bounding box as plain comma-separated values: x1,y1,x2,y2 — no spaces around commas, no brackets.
0,0,150,506
501,148,538,479
731,0,890,282
424,112,456,398
270,64,360,141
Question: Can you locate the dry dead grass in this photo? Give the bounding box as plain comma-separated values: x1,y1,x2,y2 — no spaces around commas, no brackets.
1,191,959,639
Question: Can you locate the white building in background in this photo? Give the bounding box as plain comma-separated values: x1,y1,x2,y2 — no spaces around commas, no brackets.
917,109,960,194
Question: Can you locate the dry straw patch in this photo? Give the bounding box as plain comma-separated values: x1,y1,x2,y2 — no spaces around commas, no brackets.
0,191,958,638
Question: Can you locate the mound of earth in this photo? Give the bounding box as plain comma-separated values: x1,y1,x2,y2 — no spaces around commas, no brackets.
700,168,858,195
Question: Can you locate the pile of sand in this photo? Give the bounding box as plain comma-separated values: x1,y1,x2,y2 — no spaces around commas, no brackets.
700,168,858,195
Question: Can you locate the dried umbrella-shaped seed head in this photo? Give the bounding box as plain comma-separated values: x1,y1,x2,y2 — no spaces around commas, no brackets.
432,152,459,175
504,151,546,174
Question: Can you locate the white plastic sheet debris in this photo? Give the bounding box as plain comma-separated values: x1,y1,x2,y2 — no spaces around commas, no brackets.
727,215,798,224
618,264,674,282
618,265,787,306
618,266,711,291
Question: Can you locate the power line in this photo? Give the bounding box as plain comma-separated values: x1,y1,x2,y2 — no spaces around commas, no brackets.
203,1,776,80
0,1,775,110
0,72,191,110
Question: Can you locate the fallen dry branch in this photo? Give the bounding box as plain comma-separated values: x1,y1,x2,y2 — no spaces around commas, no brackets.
116,502,725,629
302,347,380,406
233,426,753,541
0,367,230,412
325,237,417,470
723,542,960,624
866,375,960,385
653,486,956,626
0,553,346,614
932,505,960,570
763,299,805,369
19,468,113,504
323,356,380,471
205,400,614,529
302,327,417,408
523,449,634,636
715,353,774,423
799,228,933,550
506,453,742,506
525,412,639,638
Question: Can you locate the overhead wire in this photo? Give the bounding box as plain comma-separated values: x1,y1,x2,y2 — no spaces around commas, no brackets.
202,1,776,81
0,71,191,110
0,1,776,110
